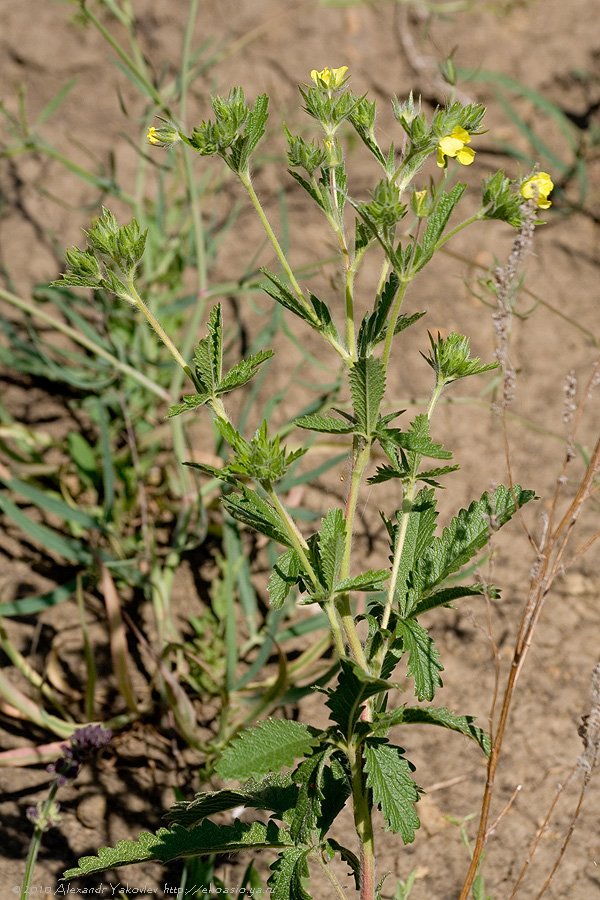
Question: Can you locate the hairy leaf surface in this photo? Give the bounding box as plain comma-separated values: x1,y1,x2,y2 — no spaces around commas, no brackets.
363,742,420,843
216,719,319,782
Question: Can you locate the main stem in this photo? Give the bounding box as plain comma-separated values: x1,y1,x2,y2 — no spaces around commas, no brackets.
349,741,375,900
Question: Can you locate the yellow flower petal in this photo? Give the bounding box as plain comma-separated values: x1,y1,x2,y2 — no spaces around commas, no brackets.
520,172,554,208
456,146,475,165
310,66,348,89
147,127,161,145
437,126,475,167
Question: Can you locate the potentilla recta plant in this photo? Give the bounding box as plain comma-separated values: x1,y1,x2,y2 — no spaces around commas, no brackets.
56,67,552,899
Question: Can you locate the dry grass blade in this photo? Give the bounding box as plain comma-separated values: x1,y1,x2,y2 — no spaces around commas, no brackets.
100,564,138,714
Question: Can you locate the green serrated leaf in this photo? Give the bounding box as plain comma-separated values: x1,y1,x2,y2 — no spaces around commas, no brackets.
261,269,317,326
166,775,300,828
268,548,303,609
218,349,274,393
392,489,438,616
317,508,346,591
156,820,291,860
269,848,311,900
349,356,386,435
63,830,166,878
409,583,496,618
334,569,388,594
400,706,491,756
363,742,420,843
216,719,319,782
223,486,293,547
409,484,535,604
295,413,356,434
165,790,251,827
326,840,361,890
167,392,212,417
413,183,466,273
193,304,223,396
325,659,393,736
395,618,443,702
383,415,452,460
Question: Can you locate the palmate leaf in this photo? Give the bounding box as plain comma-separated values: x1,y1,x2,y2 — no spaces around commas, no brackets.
63,820,291,878
363,742,420,843
349,356,386,435
269,848,311,900
216,719,320,782
395,618,443,701
408,484,535,606
381,414,452,460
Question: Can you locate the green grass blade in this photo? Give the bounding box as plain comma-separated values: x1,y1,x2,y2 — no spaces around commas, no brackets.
0,492,93,563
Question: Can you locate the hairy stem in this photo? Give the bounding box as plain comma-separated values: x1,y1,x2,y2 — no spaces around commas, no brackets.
21,781,60,900
348,741,375,900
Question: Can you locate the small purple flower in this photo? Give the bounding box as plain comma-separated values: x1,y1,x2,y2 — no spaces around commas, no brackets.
47,725,113,786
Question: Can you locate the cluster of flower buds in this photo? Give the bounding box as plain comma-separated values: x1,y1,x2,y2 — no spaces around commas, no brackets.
46,725,113,787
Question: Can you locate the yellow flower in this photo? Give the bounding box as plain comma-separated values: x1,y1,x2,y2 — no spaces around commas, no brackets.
147,124,181,148
520,172,554,209
412,189,430,218
310,66,349,90
436,126,475,168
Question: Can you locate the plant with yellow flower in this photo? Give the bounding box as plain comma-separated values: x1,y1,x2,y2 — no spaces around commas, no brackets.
62,68,558,900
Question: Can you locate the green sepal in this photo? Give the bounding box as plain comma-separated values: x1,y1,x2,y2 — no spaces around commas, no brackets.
481,169,525,228
422,331,498,387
